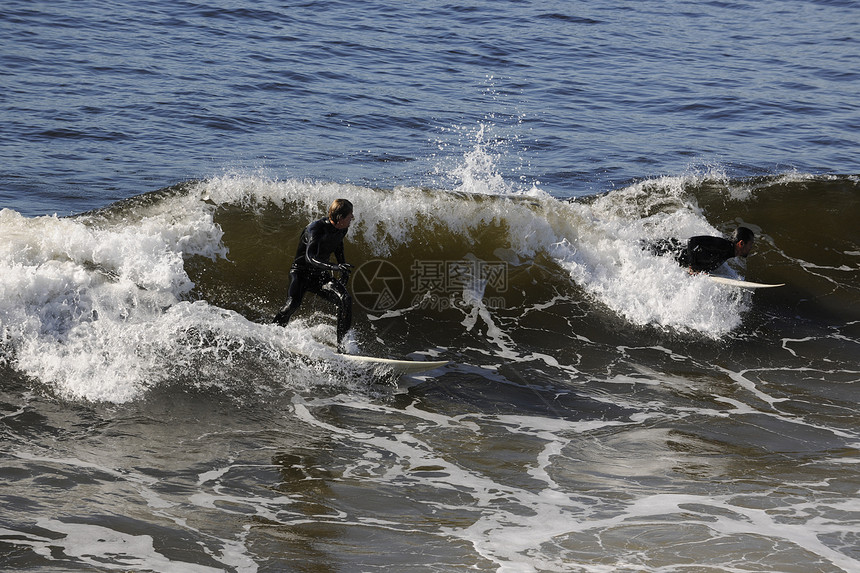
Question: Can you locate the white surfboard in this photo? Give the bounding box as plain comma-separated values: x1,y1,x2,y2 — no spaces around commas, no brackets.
337,354,449,375
708,275,785,289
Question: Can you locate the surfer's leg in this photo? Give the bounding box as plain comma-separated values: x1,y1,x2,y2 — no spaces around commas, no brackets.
273,271,306,325
319,279,352,348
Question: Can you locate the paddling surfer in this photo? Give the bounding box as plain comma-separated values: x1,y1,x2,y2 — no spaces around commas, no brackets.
647,226,755,273
274,198,355,352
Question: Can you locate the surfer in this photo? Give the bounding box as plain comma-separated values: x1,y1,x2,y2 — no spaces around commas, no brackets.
273,198,355,352
647,227,755,273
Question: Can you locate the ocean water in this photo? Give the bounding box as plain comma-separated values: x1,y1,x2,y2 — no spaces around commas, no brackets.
1,1,859,572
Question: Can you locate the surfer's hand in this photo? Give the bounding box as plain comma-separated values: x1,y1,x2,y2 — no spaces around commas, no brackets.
337,263,353,282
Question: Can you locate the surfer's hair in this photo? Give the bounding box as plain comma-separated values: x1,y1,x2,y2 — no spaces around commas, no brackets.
732,227,755,244
328,198,353,223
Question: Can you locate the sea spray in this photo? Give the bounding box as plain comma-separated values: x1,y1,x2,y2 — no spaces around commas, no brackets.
1,172,766,401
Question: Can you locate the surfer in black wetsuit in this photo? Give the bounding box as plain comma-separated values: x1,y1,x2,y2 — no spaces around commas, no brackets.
647,226,755,273
274,198,355,351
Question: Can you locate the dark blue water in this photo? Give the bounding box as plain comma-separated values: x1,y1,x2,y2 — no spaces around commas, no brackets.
3,0,858,216
2,1,859,572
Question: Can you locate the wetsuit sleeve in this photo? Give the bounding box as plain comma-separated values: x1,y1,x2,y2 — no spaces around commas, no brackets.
305,225,341,272
686,236,734,272
334,238,345,265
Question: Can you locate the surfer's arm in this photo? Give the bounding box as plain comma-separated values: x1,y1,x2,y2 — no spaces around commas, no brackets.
335,241,346,265
304,228,340,272
686,236,731,273
334,243,352,276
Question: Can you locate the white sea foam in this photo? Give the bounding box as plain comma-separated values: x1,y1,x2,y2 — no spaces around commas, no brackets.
1,520,224,573
0,207,198,400
282,391,857,572
1,167,748,401
0,201,333,402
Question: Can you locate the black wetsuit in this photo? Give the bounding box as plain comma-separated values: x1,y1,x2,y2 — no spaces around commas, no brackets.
648,236,735,273
274,217,352,346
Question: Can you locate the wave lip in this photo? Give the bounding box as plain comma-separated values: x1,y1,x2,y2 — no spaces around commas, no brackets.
3,172,856,401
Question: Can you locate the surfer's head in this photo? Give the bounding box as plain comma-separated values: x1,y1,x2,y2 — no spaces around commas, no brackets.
329,198,354,229
732,226,755,258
